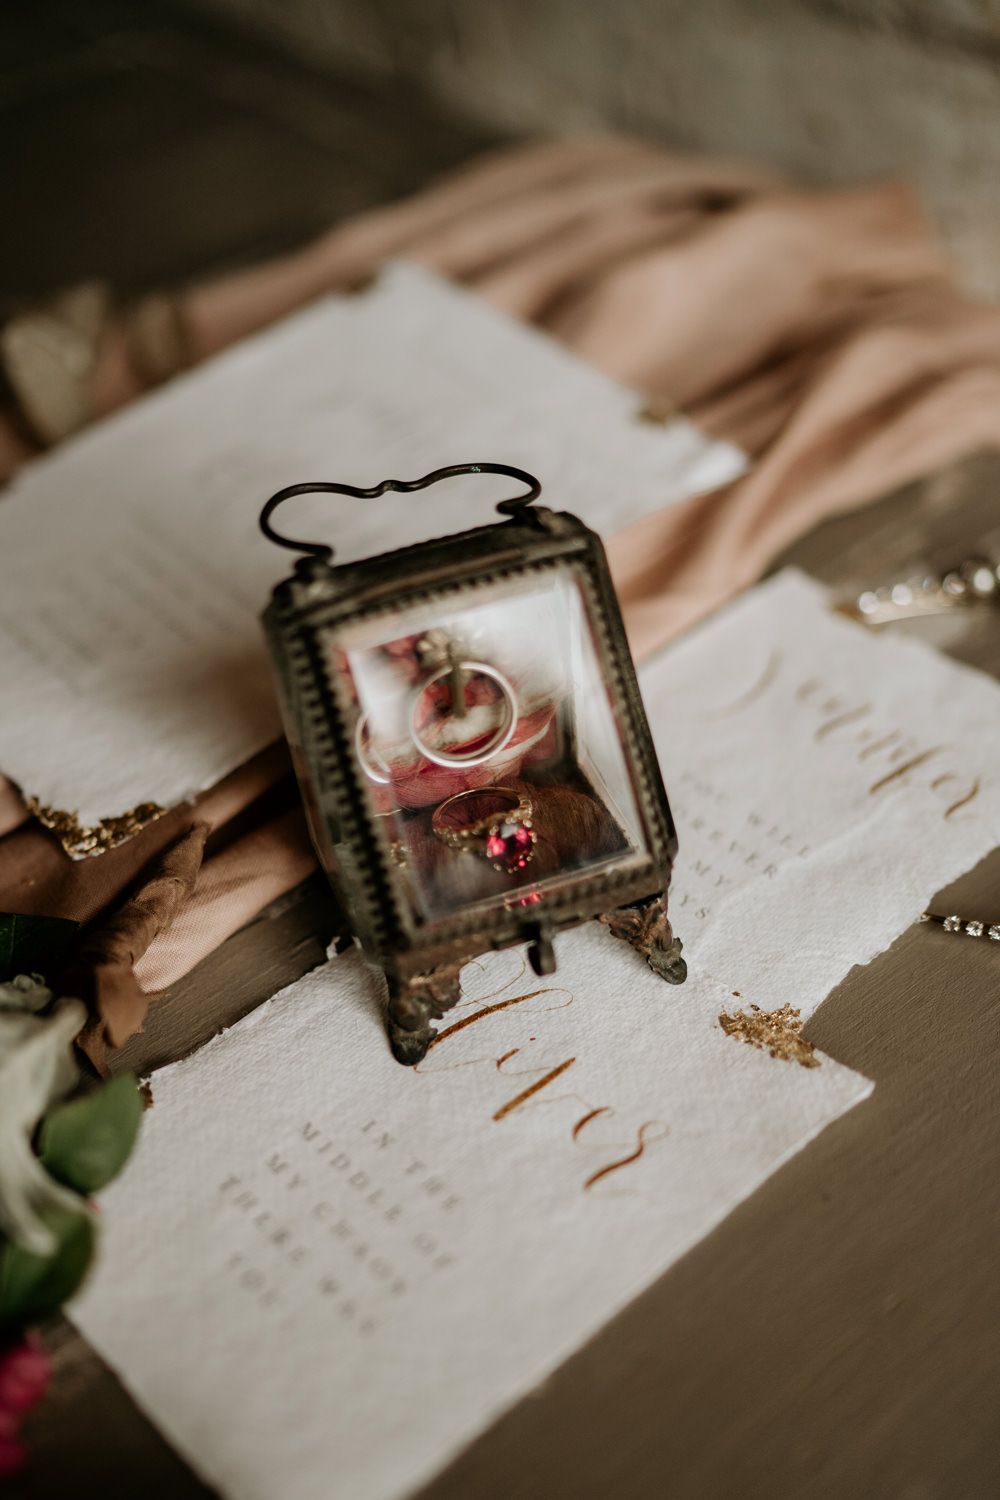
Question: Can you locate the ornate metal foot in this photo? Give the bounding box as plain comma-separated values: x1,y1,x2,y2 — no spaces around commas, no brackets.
387,1017,435,1066
386,960,463,1066
599,891,687,983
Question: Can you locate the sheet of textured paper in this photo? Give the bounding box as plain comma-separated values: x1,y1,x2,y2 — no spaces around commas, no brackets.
73,927,870,1500
0,261,743,837
642,569,1000,1016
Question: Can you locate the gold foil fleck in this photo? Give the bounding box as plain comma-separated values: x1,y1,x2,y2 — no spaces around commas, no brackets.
719,1002,820,1068
26,797,167,858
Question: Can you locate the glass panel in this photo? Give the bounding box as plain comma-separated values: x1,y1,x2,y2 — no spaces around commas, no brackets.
329,569,648,925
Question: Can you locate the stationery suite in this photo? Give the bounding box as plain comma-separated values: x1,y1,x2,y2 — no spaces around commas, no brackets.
72,573,1000,1500
0,261,742,851
8,261,1000,1498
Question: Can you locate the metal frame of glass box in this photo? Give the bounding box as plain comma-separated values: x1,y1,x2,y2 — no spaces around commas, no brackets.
261,467,685,1064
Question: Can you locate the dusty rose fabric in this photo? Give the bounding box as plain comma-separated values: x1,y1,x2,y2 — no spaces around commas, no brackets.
133,807,315,992
63,824,209,1074
3,135,1000,1042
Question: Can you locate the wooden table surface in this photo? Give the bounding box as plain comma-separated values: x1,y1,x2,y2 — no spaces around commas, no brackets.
12,454,1000,1500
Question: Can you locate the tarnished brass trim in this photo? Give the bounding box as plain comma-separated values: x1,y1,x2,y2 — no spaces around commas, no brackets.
26,797,167,858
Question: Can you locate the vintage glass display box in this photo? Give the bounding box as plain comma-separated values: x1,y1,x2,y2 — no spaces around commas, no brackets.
260,464,685,1064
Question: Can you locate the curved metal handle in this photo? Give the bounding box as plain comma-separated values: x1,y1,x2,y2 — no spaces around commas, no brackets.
259,462,542,564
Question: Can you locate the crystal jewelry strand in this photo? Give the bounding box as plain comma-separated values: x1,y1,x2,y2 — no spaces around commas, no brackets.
921,911,1000,941
848,556,1000,625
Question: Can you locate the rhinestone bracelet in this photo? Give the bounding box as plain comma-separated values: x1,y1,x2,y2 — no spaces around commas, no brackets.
851,556,1000,625
921,911,1000,942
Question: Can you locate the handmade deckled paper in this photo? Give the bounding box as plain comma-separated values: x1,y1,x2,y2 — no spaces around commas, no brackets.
0,262,742,844
74,938,869,1500
644,570,1000,1017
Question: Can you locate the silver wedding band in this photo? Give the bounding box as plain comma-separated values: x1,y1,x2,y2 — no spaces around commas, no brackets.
410,660,518,768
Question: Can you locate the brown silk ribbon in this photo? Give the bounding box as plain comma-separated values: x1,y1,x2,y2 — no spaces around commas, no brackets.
59,825,208,1074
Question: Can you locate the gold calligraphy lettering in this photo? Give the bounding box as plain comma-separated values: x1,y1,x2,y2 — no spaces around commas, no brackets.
945,778,981,819
419,971,668,1193
868,747,945,795
584,1122,664,1192
573,1106,612,1140
428,990,553,1049
814,704,871,741
493,1059,577,1121
858,730,903,761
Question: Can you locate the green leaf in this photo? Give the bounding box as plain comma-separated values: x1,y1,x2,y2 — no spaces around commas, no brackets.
0,912,78,984
0,1207,95,1334
39,1074,143,1195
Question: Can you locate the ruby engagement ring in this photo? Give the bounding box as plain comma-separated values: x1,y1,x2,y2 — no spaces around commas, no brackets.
431,787,537,874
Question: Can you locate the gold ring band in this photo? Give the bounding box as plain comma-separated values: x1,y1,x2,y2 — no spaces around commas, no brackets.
431,787,537,873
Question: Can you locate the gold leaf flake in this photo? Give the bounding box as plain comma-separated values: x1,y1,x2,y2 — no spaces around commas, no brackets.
719,1002,820,1068
26,798,167,858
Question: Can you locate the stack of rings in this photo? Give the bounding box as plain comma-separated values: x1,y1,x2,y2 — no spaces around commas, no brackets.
431,787,536,874
410,661,517,768
355,660,520,783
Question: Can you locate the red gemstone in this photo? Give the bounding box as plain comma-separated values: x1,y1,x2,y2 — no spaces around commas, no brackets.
485,821,535,871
